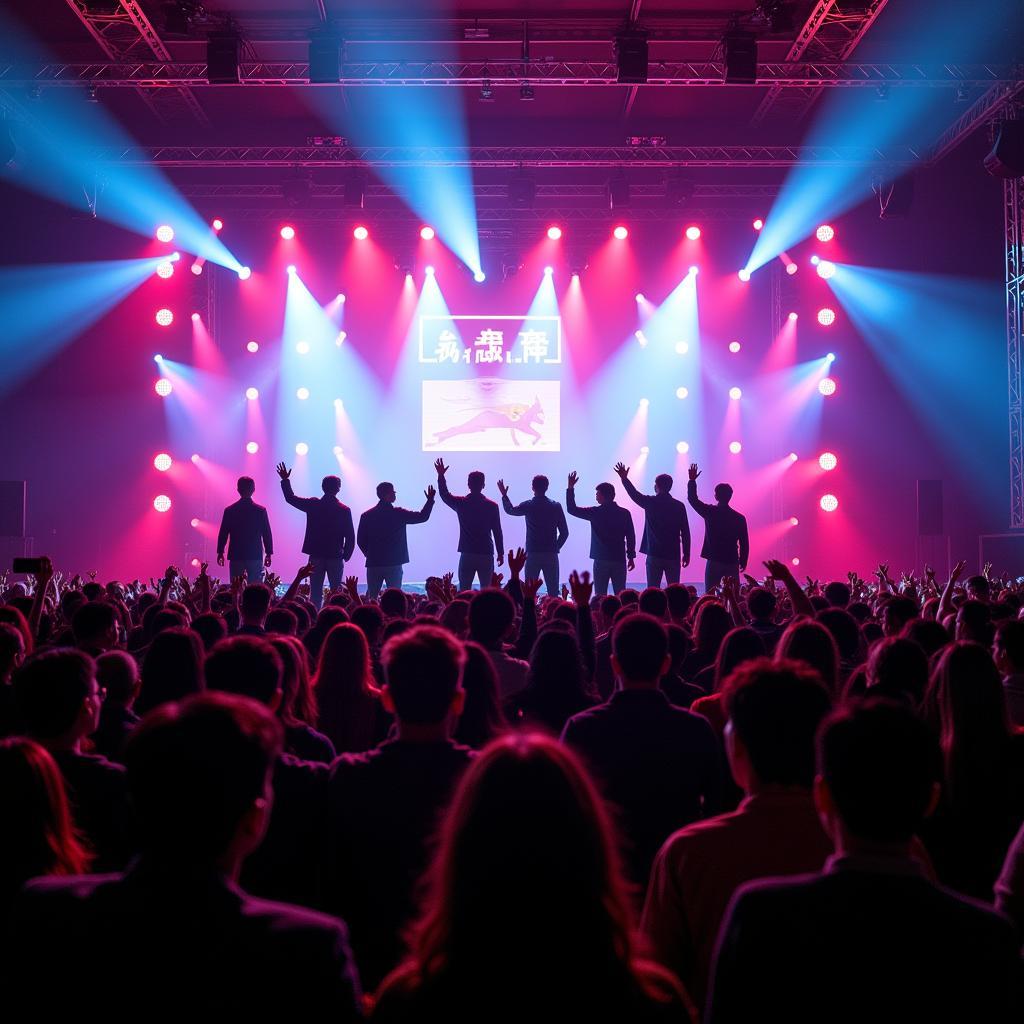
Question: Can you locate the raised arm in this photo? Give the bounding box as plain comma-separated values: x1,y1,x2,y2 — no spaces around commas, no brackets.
277,462,313,510
498,479,526,518
570,570,596,682
402,485,436,524
434,458,458,509
565,472,594,520
614,462,651,509
686,463,713,517
763,559,814,618
938,559,967,624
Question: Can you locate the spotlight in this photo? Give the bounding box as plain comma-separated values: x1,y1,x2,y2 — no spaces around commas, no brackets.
246,441,259,454
788,452,798,462
286,264,296,275
280,225,295,240
639,397,650,408
729,341,741,353
155,308,174,327
295,442,309,456
153,453,172,472
154,354,163,363
420,226,435,240
335,331,347,346
190,518,200,528
788,312,799,322
156,261,174,279
635,292,645,302
190,558,200,569
190,454,200,464
153,495,171,512
729,441,742,454
635,331,648,347
474,270,486,283
689,265,699,276
818,377,837,396
738,268,751,282
191,312,200,322
816,224,835,242
543,266,553,276
613,225,629,240
792,557,801,566
425,265,435,276
826,352,836,362
155,378,173,397
547,225,562,240
820,494,839,512
296,341,310,354
729,387,742,400
786,263,798,275
353,225,369,240
245,387,259,400
752,218,764,231
337,293,346,303
155,225,174,242
816,260,836,280
819,452,838,471
246,341,259,353
334,398,344,410
675,342,689,355
333,445,343,456
810,255,821,266
237,266,251,280
790,516,799,526
212,218,224,231
676,441,689,454
676,387,688,399
640,445,650,455
296,387,310,400
191,260,204,276
817,308,836,326
685,225,701,240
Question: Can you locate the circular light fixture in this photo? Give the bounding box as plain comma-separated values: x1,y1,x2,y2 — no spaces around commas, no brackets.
820,494,839,512
153,495,172,512
547,225,562,240
818,376,837,396
676,441,689,454
819,452,838,471
153,453,172,472
816,224,835,242
155,225,174,242
245,387,259,400
296,387,310,400
675,387,688,399
353,225,369,240
817,307,836,326
729,441,742,454
237,266,251,280
156,261,174,279
154,378,173,397
280,225,295,240
613,225,628,240
155,308,174,327
685,225,701,240
295,442,309,456
246,341,259,353
729,386,742,400
246,441,259,454
420,225,435,240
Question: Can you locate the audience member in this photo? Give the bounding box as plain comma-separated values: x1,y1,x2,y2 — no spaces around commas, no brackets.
744,587,782,651
993,618,1024,727
863,636,929,707
681,602,732,681
134,626,204,716
468,589,529,698
775,618,839,695
314,622,386,754
452,641,508,750
71,601,118,656
269,635,335,763
689,628,766,736
90,650,140,762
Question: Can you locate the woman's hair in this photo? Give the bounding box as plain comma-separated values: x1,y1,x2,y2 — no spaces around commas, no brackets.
135,627,204,715
866,637,930,707
522,628,592,708
712,627,765,693
692,601,732,656
0,605,33,656
0,737,90,887
775,618,840,695
269,634,317,727
439,599,470,638
313,622,380,752
452,641,507,749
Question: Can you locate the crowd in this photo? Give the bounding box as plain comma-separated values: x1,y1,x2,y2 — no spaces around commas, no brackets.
1,551,1023,1019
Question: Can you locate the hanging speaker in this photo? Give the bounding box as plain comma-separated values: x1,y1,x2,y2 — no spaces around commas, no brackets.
984,122,1024,179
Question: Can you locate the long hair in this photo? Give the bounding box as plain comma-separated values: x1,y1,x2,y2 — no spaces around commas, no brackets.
0,737,90,888
452,642,507,749
135,627,204,715
269,635,317,727
711,627,765,693
0,605,33,656
776,618,839,695
692,601,732,656
313,622,380,753
512,627,595,733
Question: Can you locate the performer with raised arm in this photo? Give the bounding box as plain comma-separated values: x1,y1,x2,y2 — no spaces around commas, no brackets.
686,462,749,594
276,462,355,610
434,459,504,592
566,471,636,596
497,475,568,596
216,476,273,584
357,481,436,598
613,462,690,587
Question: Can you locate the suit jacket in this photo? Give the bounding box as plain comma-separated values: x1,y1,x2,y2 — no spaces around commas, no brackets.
566,489,636,562
621,478,691,562
707,856,1022,1024
217,497,273,560
686,481,749,567
281,479,355,560
4,860,363,1020
437,478,503,556
357,498,434,567
500,493,569,554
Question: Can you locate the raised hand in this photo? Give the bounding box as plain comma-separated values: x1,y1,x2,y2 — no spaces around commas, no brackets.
489,572,504,590
497,479,509,497
296,562,315,581
688,463,701,481
433,458,448,477
613,462,629,480
87,570,97,581
276,462,291,480
627,558,636,572
441,571,455,601
522,577,543,603
567,471,579,489
743,573,759,589
344,575,360,599
165,565,179,582
507,547,526,578
425,484,436,501
217,553,225,567
983,561,993,580
569,569,593,606
763,558,793,581
950,559,967,583
561,583,570,601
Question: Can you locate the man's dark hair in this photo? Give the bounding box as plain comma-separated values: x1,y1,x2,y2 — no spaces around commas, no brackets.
823,581,851,608
957,599,993,644
612,613,668,682
467,470,485,493
595,482,615,501
654,473,673,492
82,581,105,602
818,699,941,843
469,590,516,647
884,596,919,633
71,601,117,646
382,624,466,724
376,481,393,499
150,607,186,636
966,575,990,600
638,587,668,618
600,594,622,621
191,612,228,651
619,589,640,607
714,483,733,503
96,650,138,705
205,636,283,706
240,583,272,621
14,649,95,738
847,601,871,623
724,658,832,788
380,588,409,619
995,618,1024,672
532,475,549,494
124,692,282,861
746,587,776,621
816,607,861,662
664,583,692,619
0,622,25,677
867,637,929,707
264,607,298,636
321,475,342,496
237,476,256,497
350,603,385,646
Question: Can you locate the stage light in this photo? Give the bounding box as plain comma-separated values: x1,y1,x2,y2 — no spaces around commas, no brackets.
786,262,798,276
789,452,799,462
425,265,435,276
420,225,435,240
826,352,836,362
155,225,174,242
788,312,799,322
191,260,204,276
819,452,838,471
280,225,295,240
296,387,310,400
337,293,346,303
676,441,689,454
190,557,200,568
820,494,839,512
792,557,801,566
246,341,259,353
753,218,764,231
634,331,647,347
790,516,799,526
333,445,343,456
190,454,200,464
816,224,835,242
635,292,645,302
675,342,688,354
639,397,650,408
190,518,200,528
153,495,171,512
689,265,699,276
353,225,368,240
155,378,172,397
729,341,741,353
640,446,650,454
474,270,486,282
237,266,251,280
817,308,836,327
685,225,701,240
286,264,296,275
296,340,310,354
334,398,344,410
547,226,562,240
818,376,837,396
155,308,174,327
810,255,821,266
543,266,553,276
729,441,742,455
191,312,200,322
676,387,688,399
571,271,580,280
816,260,836,280
335,331,347,346
295,442,309,456
212,218,224,231
738,268,751,282
245,387,259,400
154,354,163,363
153,453,172,472
246,441,259,454
613,225,629,240
729,387,742,400
156,261,174,279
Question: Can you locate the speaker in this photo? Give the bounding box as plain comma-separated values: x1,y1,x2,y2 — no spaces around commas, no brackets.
723,30,757,84
0,481,26,537
309,35,340,84
984,121,1024,179
614,32,648,84
207,33,240,84
917,479,943,536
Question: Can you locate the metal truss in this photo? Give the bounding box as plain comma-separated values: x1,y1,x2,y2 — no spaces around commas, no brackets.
1007,171,1024,528
929,79,1024,164
752,0,891,123
0,60,1016,90
59,0,208,125
95,144,923,167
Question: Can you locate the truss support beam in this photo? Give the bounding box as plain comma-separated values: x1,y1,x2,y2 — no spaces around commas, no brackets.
929,79,1024,165
1008,172,1024,528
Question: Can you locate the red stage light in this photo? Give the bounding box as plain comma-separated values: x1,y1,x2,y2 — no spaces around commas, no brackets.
753,218,764,231
155,308,174,327
816,224,835,242
685,225,701,240
212,218,224,231
156,261,174,279
790,516,799,526
155,225,174,242
820,494,839,512
353,225,369,240
420,226,435,240
547,225,562,240
246,341,259,353
280,225,296,240
819,452,838,471
613,225,628,240
786,262,798,275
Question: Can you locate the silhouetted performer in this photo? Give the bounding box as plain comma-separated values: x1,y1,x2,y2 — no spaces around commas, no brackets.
276,462,355,609
566,472,636,596
498,474,569,596
216,475,273,584
614,462,691,587
357,482,436,597
434,459,503,591
687,463,749,595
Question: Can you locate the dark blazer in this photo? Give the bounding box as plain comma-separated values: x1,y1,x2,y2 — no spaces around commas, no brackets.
437,478,503,557
282,479,355,560
686,481,749,567
217,497,273,560
620,478,691,562
357,498,434,567
707,857,1022,1024
4,861,363,1020
566,489,636,562
501,493,569,554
